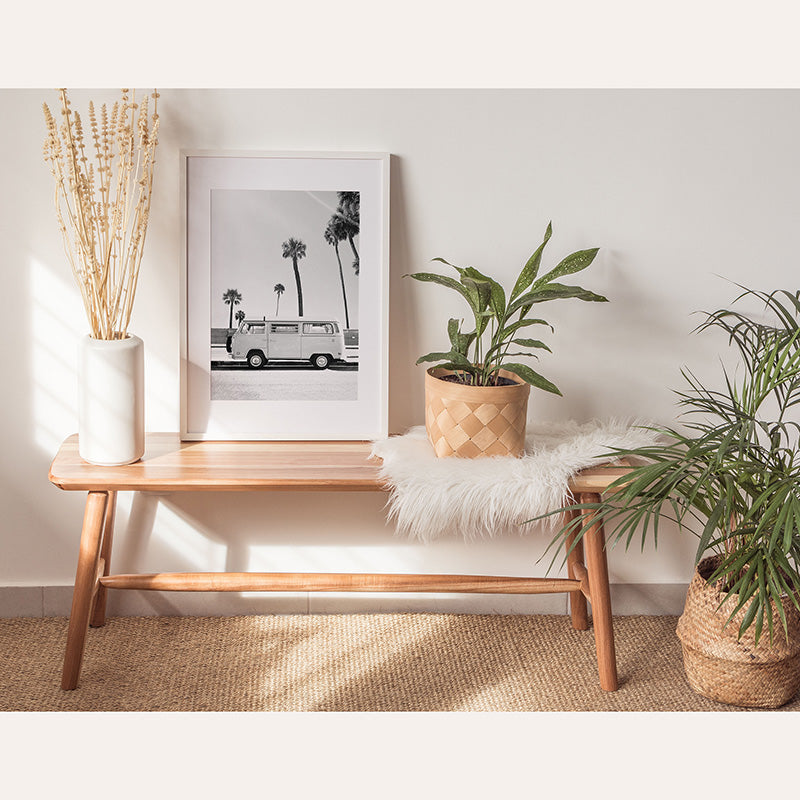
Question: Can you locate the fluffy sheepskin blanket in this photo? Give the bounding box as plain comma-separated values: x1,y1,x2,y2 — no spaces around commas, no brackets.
371,420,661,541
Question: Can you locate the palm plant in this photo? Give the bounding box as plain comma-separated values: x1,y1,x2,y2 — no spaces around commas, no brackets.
335,191,359,274
324,216,350,328
281,238,307,317
273,283,285,317
222,288,242,329
235,309,245,325
547,287,800,644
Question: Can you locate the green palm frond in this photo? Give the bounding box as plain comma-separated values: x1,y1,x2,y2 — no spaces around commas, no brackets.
538,285,800,645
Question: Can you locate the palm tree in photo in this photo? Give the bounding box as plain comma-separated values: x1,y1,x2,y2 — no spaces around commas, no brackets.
222,288,242,329
324,217,350,329
335,191,360,274
273,283,285,317
281,238,307,317
235,309,245,326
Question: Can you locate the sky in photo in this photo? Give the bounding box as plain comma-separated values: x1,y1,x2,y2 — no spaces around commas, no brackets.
210,189,359,329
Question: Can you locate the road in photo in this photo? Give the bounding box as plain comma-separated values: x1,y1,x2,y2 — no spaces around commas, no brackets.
211,362,358,401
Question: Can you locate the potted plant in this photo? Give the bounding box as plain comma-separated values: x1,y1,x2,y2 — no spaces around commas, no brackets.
547,287,800,707
42,88,159,466
407,222,607,457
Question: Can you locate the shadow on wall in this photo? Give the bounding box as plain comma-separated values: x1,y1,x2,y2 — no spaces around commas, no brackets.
386,154,422,432
91,486,570,617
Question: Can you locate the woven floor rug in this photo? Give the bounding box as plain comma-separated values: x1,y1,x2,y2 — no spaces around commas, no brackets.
2,614,797,712
372,420,660,541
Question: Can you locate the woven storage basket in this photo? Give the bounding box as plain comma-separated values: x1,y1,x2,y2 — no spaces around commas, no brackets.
676,555,800,708
424,367,530,458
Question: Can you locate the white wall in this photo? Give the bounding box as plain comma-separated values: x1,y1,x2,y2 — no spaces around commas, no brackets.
2,88,798,614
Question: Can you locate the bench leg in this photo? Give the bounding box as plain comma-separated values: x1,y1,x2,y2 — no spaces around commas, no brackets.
580,492,619,692
564,510,589,630
90,490,117,628
62,491,108,691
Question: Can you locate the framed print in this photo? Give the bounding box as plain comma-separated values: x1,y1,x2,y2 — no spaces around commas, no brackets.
181,151,390,440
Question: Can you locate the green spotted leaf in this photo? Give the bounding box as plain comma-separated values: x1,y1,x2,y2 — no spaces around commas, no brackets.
511,221,552,300
501,362,562,395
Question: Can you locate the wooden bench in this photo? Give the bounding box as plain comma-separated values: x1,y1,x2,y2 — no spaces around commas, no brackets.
49,433,628,692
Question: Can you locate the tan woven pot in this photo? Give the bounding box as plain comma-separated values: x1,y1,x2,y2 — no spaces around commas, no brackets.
424,367,530,458
676,555,800,708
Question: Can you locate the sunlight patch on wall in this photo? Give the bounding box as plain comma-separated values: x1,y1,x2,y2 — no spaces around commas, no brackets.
30,258,81,453
245,544,426,574
31,256,180,452
134,498,229,572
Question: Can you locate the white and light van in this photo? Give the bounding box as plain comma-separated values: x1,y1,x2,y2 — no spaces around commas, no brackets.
226,319,345,369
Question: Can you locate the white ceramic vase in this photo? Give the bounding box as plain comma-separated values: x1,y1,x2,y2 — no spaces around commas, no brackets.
78,334,145,466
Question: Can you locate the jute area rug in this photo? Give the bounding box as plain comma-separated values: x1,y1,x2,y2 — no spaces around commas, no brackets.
2,614,798,712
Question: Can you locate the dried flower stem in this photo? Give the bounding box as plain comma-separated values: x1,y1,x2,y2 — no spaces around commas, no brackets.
43,88,159,340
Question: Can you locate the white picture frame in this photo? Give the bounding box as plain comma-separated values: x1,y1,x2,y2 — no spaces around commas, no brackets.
181,150,390,441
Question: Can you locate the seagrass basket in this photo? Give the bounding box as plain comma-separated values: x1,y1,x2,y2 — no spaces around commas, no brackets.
676,555,800,708
424,367,530,458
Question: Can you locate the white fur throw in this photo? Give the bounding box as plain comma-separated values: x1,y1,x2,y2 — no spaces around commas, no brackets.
371,420,660,541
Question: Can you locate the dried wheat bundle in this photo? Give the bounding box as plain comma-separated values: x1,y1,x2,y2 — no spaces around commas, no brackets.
42,88,159,340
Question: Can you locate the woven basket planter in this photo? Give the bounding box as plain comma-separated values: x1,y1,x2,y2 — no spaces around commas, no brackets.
676,555,800,708
424,367,530,458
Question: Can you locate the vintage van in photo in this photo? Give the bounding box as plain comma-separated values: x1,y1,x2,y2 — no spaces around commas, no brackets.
226,319,346,369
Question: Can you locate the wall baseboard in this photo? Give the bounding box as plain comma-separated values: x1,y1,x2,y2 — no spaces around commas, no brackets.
0,583,689,618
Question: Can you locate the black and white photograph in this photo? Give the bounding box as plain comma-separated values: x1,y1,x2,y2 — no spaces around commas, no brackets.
210,189,360,402
182,151,389,440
